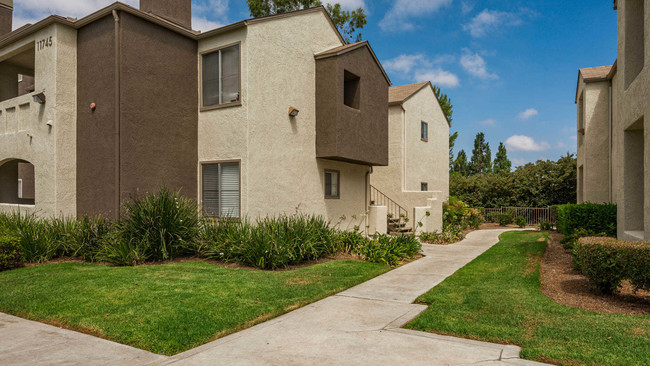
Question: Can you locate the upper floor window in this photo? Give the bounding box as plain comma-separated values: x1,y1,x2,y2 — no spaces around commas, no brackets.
421,121,429,142
201,43,240,110
344,70,360,109
421,182,428,191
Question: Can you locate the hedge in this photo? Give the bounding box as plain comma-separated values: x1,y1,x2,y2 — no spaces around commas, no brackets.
0,235,23,271
574,237,650,294
556,203,616,237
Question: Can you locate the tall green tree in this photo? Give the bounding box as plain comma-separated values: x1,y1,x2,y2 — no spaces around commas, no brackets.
246,0,367,43
452,149,469,177
432,85,455,170
470,132,492,175
449,131,458,170
493,142,512,175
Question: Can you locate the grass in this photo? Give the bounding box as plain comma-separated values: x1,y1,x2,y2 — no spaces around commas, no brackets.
0,260,388,355
406,231,650,366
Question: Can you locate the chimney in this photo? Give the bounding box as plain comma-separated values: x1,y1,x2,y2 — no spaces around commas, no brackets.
140,0,192,29
0,0,12,37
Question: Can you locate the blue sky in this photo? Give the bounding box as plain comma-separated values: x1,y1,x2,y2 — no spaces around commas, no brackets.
13,0,618,166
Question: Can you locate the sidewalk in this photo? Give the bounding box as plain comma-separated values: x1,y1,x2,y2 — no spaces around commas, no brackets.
0,229,550,366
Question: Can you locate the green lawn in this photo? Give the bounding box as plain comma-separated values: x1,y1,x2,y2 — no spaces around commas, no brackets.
407,231,650,366
0,260,388,355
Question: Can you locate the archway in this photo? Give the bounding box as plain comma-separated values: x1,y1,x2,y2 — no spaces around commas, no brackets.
0,159,35,205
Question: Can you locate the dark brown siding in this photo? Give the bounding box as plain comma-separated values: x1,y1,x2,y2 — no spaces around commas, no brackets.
118,12,197,204
77,15,117,217
76,12,198,218
140,0,191,29
316,46,389,166
0,4,11,38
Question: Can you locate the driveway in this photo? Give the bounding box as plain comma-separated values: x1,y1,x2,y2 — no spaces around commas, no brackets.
0,229,550,366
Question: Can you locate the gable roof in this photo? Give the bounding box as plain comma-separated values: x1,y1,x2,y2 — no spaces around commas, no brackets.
0,3,345,49
389,81,451,127
315,41,392,86
575,64,614,103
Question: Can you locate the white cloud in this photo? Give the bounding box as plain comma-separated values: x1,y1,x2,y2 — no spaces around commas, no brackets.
463,9,529,38
517,108,539,120
384,54,460,88
557,141,569,149
461,1,474,15
505,135,550,152
380,0,453,31
511,157,527,166
414,68,460,88
12,0,229,32
480,118,496,126
460,49,498,80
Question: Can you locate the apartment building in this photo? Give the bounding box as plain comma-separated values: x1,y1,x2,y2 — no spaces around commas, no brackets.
0,0,449,232
371,82,449,233
575,0,649,241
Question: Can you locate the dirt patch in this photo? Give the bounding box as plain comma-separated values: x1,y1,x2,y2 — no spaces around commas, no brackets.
540,232,650,316
284,277,318,286
524,253,543,276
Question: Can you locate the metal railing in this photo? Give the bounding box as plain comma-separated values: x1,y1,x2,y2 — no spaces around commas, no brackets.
484,207,553,225
369,185,409,225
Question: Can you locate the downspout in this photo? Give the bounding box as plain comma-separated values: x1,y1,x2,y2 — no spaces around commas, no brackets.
113,10,121,218
609,81,613,203
365,166,373,234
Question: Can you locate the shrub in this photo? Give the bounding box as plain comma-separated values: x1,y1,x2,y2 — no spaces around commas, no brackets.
498,212,513,226
539,220,553,231
0,235,23,271
115,188,200,263
573,237,650,294
485,212,500,223
556,203,616,237
515,216,526,228
561,228,590,251
443,197,483,231
357,234,421,266
15,216,58,263
420,225,464,244
98,231,149,266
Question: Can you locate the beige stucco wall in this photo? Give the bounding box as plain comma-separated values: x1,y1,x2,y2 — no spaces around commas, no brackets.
197,12,371,228
576,79,611,204
0,24,77,217
612,0,650,241
371,85,449,230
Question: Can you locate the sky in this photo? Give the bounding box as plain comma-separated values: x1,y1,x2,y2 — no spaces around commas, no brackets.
12,0,618,166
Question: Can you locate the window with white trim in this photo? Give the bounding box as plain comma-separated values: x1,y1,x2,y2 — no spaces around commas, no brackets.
325,170,340,199
202,44,240,108
202,162,240,218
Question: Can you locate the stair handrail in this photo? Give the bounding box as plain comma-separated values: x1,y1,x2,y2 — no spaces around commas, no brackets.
369,185,409,226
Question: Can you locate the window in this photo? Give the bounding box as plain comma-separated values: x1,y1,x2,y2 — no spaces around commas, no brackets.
202,44,240,109
421,182,428,192
325,170,340,199
421,121,429,141
202,162,240,218
344,70,360,109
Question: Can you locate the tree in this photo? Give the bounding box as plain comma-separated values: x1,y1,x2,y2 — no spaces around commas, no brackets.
432,86,453,125
246,0,367,43
493,142,512,175
452,149,469,177
470,132,492,175
449,131,458,170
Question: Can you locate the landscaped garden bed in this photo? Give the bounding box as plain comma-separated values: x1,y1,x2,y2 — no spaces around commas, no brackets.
406,231,650,366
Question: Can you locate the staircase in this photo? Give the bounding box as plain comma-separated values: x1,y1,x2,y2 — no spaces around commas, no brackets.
370,186,412,235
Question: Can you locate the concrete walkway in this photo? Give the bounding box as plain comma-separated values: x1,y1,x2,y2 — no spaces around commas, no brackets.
0,229,550,366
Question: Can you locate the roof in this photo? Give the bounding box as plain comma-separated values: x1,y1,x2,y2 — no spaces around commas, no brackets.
0,3,345,48
388,81,451,127
575,64,614,103
315,41,392,86
580,65,613,82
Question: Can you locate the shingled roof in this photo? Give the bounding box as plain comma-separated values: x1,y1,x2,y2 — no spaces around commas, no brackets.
388,82,429,105
579,65,613,82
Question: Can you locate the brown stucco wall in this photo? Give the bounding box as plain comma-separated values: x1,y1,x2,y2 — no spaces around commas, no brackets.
76,12,198,218
140,0,191,29
118,12,197,204
0,4,11,38
316,46,389,166
76,15,117,217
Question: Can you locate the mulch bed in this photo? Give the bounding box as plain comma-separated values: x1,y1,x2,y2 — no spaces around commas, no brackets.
540,232,650,316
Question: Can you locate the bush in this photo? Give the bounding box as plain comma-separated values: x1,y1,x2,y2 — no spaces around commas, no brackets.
420,225,464,244
515,216,526,228
556,203,616,237
498,212,513,226
113,188,200,263
0,235,23,271
357,234,421,266
443,197,483,230
539,220,553,231
573,237,650,294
